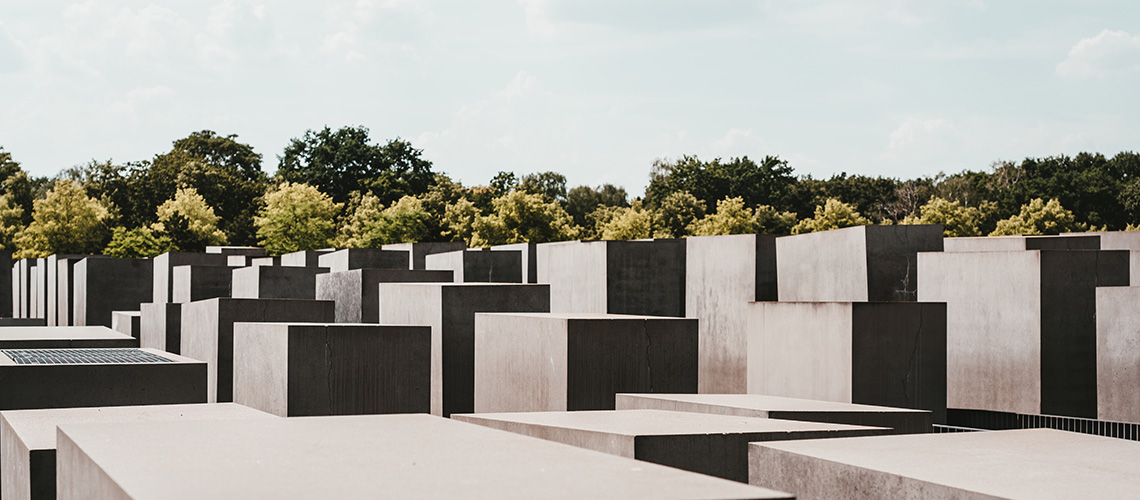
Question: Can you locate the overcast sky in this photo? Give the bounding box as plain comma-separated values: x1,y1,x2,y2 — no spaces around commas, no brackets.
1,1,1138,196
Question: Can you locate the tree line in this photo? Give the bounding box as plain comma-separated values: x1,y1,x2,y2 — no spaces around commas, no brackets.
0,126,1136,257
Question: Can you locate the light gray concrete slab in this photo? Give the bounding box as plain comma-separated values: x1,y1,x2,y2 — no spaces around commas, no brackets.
314,269,452,323
150,253,228,304
171,265,231,304
0,327,134,349
749,428,1140,500
945,234,1100,252
44,255,86,326
1096,286,1140,422
317,248,409,273
279,250,332,268
425,249,522,283
138,303,180,354
72,259,152,328
205,246,266,257
230,266,329,300
56,414,790,499
382,242,466,270
537,239,686,317
109,312,139,340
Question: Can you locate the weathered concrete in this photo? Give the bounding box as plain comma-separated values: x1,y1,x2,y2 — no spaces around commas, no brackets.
109,312,140,340
279,250,332,268
455,409,889,482
317,248,409,273
55,414,789,499
72,258,153,328
425,249,523,283
749,429,1140,500
230,266,329,300
536,239,686,317
945,234,1100,252
0,251,10,319
382,242,466,270
27,265,38,320
1069,231,1140,250
31,259,45,320
491,242,537,283
0,348,205,410
249,256,280,267
44,255,84,326
9,262,17,320
314,269,453,323
378,283,550,416
54,256,109,327
150,252,227,304
0,320,45,327
171,265,232,304
616,393,933,434
747,301,947,423
138,303,181,354
180,298,335,403
1096,286,1140,422
0,403,272,500
233,322,431,416
776,225,943,302
918,249,1129,418
686,234,778,394
474,313,698,413
0,326,135,349
205,246,266,257
15,260,29,319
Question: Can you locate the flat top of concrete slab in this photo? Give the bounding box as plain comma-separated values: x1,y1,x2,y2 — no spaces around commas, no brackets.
233,322,429,330
0,348,199,366
0,326,133,341
58,414,789,499
454,410,885,437
382,282,546,288
754,429,1140,499
618,394,930,414
2,403,273,451
477,312,689,321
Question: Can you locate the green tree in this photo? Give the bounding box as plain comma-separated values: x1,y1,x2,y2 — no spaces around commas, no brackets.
646,155,796,212
152,187,227,251
339,194,430,247
417,174,470,241
255,182,342,255
443,198,480,244
0,148,37,224
14,180,112,258
598,201,653,240
0,194,24,250
689,197,758,236
103,227,173,258
790,198,870,235
990,198,1084,236
469,191,580,247
900,197,989,237
652,191,705,238
519,171,568,203
753,204,798,234
566,184,629,228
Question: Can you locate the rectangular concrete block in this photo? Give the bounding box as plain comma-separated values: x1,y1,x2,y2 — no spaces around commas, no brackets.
686,234,778,394
747,301,947,423
205,246,267,257
0,326,135,349
0,319,46,327
918,249,1129,418
1096,286,1140,422
171,265,232,304
455,409,889,482
474,313,698,413
44,255,83,326
491,242,537,283
110,312,140,340
317,248,409,273
249,256,280,267
279,250,332,267
55,414,789,499
230,266,329,300
72,259,153,328
180,298,335,403
16,260,29,319
945,234,1100,252
314,269,453,323
378,283,550,416
749,429,1140,499
425,249,522,283
150,252,228,304
54,257,109,327
0,403,272,500
139,303,181,354
0,348,205,410
0,251,10,319
382,242,466,270
615,393,933,434
536,239,686,317
233,323,430,416
776,225,943,302
27,265,38,320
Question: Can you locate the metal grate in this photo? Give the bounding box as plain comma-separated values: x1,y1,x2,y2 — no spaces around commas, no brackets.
3,348,173,365
948,408,1140,441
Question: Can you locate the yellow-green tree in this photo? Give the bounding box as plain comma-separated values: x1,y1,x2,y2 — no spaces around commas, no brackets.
900,197,989,237
0,194,25,251
255,182,341,255
103,227,173,258
469,191,580,247
990,198,1083,236
339,194,430,247
753,204,798,234
790,198,870,234
152,187,227,251
689,197,758,236
652,191,705,238
599,201,653,240
15,180,112,258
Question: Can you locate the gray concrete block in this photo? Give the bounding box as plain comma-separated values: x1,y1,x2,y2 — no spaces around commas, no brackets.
0,348,205,410
0,326,135,349
749,429,1140,499
139,303,181,354
31,259,45,320
536,239,687,317
15,260,29,319
150,252,228,304
314,269,453,323
776,225,943,302
205,246,267,257
10,262,17,321
615,393,933,434
73,259,153,328
233,323,430,416
747,301,947,423
279,250,332,268
226,255,250,267
0,252,13,319
55,414,789,499
44,255,88,326
685,234,778,394
0,403,272,500
230,266,329,300
945,234,1100,252
0,320,45,327
474,312,698,413
491,242,537,283
425,249,522,283
110,312,140,340
1096,286,1140,422
918,249,1128,418
54,256,109,327
180,298,335,403
171,265,232,304
382,242,466,270
455,409,889,482
317,248,410,273
378,283,550,416
249,256,280,267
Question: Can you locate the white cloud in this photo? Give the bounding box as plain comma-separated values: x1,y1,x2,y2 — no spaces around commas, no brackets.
1057,29,1140,78
106,85,176,122
710,128,754,152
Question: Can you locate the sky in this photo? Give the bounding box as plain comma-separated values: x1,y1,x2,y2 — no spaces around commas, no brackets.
1,1,1138,197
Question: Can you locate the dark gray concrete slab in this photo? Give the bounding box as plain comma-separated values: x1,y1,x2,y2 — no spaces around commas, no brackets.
314,269,453,323
382,242,466,270
0,320,45,327
150,253,228,304
55,414,790,499
0,251,9,319
233,322,430,416
72,259,153,328
537,239,687,317
110,312,140,340
54,256,110,327
279,250,332,268
205,246,267,257
139,303,180,354
491,242,537,283
317,248,409,273
45,255,89,326
945,234,1101,252
0,326,135,349
425,249,522,283
171,265,232,304
474,312,697,413
230,266,329,300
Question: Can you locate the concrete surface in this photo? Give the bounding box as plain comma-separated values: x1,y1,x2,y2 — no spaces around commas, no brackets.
233,322,430,416
0,320,45,327
249,256,280,266
109,312,139,340
615,393,933,434
314,269,453,323
491,242,537,283
138,303,180,354
685,234,778,394
55,414,790,499
205,246,267,257
537,239,687,317
279,250,332,268
54,257,110,327
378,283,550,416
179,298,335,403
425,249,523,283
150,253,227,304
749,429,1140,499
230,266,329,300
747,301,947,423
0,327,135,349
776,225,943,302
0,251,9,319
382,242,466,270
0,403,272,500
72,259,152,328
1096,286,1140,422
170,265,232,304
944,234,1101,252
474,313,698,413
455,409,888,482
317,248,409,273
44,255,86,326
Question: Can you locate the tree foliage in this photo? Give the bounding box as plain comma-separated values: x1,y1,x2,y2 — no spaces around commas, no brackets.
339,194,430,247
652,191,704,238
0,194,24,251
689,197,757,236
468,191,579,247
900,197,990,237
566,184,628,227
791,198,870,235
598,201,653,240
14,180,112,258
646,155,796,212
152,187,227,251
990,198,1084,236
103,227,173,258
255,182,341,255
